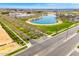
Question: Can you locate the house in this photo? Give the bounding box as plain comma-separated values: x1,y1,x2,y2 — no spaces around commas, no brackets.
9,12,35,18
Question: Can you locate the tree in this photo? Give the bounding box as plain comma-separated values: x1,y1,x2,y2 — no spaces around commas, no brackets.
27,12,31,14
1,12,9,14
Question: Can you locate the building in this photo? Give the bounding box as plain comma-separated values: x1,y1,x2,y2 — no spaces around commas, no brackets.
9,12,35,18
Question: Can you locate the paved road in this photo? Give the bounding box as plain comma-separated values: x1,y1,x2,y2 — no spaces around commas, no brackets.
70,51,79,56
46,34,79,56
16,25,79,56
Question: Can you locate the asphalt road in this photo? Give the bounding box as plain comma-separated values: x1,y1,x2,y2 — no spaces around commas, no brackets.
16,25,79,56
70,51,79,56
46,33,79,56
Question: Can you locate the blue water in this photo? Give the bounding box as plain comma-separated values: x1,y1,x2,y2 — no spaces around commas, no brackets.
31,15,57,24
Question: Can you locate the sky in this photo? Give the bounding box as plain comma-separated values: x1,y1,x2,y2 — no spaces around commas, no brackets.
0,3,79,9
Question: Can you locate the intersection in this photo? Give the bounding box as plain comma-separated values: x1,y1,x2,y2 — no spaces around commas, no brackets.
16,25,79,56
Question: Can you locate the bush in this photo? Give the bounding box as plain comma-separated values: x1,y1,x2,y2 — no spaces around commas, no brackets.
77,30,79,33
77,46,79,48
1,12,9,14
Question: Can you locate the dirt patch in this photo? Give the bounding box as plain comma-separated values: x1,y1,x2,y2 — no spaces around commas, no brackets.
0,42,21,55
0,25,13,45
0,25,21,55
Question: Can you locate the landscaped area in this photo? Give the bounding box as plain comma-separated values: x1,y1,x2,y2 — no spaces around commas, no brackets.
25,13,76,35
34,22,75,35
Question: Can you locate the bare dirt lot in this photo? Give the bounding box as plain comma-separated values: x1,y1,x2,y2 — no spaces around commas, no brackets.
0,25,13,45
0,25,21,55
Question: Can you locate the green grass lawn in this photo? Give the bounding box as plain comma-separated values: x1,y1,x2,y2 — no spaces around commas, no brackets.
34,22,75,35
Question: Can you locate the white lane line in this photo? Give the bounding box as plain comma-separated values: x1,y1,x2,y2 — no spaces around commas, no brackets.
34,33,77,56
67,49,74,56
64,33,77,42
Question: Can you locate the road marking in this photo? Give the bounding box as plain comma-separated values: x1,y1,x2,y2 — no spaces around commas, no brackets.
64,33,77,42
34,33,77,56
67,49,74,56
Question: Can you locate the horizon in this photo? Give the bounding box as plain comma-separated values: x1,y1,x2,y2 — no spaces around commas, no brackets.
0,3,79,9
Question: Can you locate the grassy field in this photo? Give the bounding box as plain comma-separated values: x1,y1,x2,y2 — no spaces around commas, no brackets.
35,22,74,35
25,18,76,35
